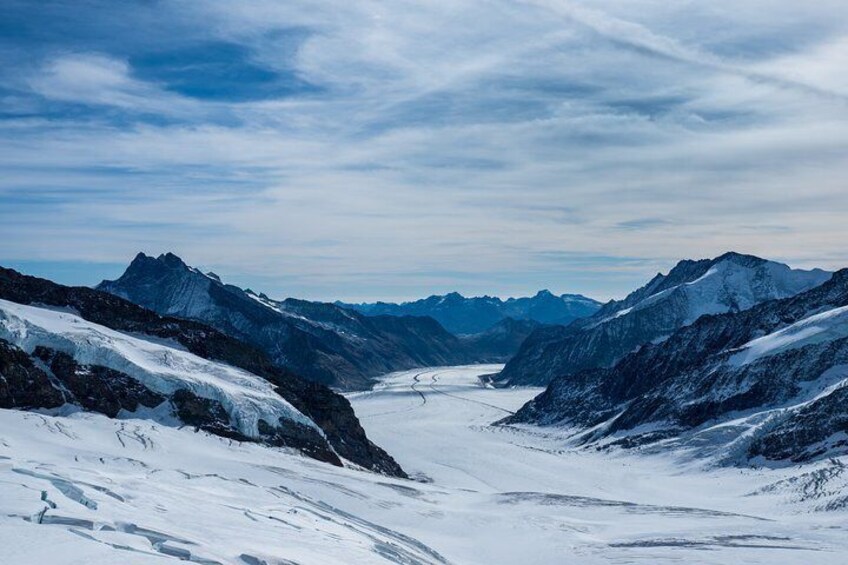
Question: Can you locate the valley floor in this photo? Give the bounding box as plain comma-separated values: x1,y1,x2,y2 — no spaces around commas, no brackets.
2,365,847,564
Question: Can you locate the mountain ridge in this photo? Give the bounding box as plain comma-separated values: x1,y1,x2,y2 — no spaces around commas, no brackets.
339,289,601,334
0,265,405,477
503,267,848,466
493,252,832,387
97,253,535,390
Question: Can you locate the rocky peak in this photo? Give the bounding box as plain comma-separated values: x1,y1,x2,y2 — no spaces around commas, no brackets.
158,252,190,269
712,251,768,268
123,252,191,279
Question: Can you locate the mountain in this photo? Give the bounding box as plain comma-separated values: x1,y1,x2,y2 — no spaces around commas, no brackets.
0,266,405,477
494,252,832,386
503,268,848,466
339,290,601,335
458,317,542,361
98,253,481,390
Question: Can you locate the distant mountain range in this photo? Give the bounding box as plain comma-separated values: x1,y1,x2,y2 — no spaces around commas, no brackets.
493,252,832,387
339,290,601,334
3,249,848,474
503,262,848,466
96,253,540,390
0,265,405,476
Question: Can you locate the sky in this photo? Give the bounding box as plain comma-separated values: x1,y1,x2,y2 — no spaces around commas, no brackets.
1,1,847,302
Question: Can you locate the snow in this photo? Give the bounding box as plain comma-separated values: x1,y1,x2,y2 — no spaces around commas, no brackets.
731,305,848,366
2,365,848,564
596,259,829,327
0,299,318,437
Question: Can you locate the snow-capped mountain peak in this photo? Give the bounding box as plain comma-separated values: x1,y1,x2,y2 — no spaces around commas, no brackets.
495,253,832,386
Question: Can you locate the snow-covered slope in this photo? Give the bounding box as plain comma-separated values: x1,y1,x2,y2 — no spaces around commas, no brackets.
730,305,848,366
0,299,316,438
495,252,831,386
595,257,830,328
2,366,847,564
506,268,848,465
0,265,406,476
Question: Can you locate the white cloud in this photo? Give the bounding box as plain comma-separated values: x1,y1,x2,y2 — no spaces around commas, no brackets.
27,53,199,115
1,1,847,301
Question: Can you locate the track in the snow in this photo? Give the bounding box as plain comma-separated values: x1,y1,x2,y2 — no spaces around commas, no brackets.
359,371,429,420
410,372,428,405
426,372,516,415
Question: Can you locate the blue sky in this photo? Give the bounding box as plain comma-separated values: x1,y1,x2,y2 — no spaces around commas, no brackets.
1,1,847,301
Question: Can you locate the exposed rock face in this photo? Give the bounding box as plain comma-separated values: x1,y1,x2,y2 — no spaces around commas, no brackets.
33,346,165,418
495,252,831,387
2,339,346,466
504,269,848,465
340,290,601,334
0,338,65,410
168,388,340,464
747,385,848,464
0,266,405,477
98,253,476,390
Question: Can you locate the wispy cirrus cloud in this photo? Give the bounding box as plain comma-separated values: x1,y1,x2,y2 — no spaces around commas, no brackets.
27,53,198,115
0,0,846,301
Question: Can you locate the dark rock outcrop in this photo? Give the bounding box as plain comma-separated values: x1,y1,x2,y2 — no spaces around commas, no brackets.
2,338,347,466
748,385,848,463
33,346,165,417
0,338,65,409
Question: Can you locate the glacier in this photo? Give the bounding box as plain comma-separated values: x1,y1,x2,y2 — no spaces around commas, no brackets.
0,298,318,438
2,365,848,564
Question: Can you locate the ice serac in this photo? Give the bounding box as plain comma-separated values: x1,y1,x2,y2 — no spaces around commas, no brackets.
504,268,848,466
0,266,406,477
495,252,832,387
98,253,481,390
340,289,601,334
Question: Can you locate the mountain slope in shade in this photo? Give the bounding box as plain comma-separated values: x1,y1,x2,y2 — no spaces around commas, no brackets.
340,290,601,334
504,269,848,465
459,317,542,361
494,252,832,387
98,253,477,390
0,266,405,477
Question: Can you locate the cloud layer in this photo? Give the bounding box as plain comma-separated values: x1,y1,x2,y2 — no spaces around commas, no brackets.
1,0,847,300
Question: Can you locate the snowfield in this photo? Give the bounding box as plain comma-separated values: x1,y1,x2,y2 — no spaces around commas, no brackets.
731,304,848,366
2,365,848,564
